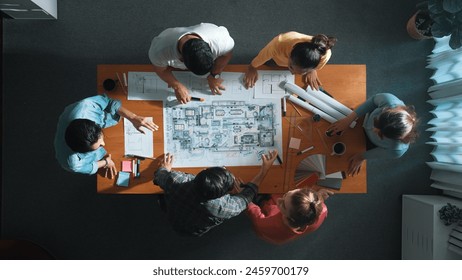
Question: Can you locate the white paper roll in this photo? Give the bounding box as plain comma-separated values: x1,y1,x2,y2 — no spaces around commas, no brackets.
284,83,347,120
305,84,353,116
284,82,356,128
287,95,337,123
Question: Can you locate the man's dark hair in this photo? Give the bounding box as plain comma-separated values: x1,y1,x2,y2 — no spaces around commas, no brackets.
182,38,214,75
65,119,102,153
194,167,235,200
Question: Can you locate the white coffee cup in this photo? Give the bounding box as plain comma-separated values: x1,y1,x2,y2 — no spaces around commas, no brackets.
331,142,346,156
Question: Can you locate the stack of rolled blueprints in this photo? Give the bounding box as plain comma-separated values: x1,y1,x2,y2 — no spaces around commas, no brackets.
282,82,356,128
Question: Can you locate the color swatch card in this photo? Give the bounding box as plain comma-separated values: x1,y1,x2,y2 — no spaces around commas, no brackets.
295,154,326,181
294,154,344,190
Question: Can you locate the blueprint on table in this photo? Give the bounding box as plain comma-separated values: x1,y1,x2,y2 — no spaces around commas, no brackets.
127,70,288,167
253,70,293,99
127,72,174,100
127,71,293,100
163,98,283,167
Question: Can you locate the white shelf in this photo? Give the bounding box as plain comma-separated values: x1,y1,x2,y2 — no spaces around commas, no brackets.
1,0,57,19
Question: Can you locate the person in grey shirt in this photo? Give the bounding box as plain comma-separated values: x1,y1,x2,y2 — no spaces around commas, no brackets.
153,150,277,236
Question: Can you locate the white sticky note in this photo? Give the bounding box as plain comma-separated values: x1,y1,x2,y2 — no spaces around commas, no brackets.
289,137,301,149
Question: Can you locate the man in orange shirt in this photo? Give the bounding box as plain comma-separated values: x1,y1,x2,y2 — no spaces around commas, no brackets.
244,32,336,90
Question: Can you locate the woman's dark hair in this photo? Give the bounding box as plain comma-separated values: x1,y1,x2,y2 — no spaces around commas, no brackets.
65,119,102,153
182,38,214,76
290,34,337,69
286,188,323,228
194,167,235,200
375,106,419,144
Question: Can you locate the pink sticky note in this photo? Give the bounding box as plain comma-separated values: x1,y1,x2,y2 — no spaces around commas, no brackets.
121,160,132,172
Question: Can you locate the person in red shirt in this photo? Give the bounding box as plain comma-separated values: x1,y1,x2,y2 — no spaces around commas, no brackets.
247,187,333,245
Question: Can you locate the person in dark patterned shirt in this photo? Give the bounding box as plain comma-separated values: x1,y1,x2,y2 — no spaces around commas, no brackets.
153,150,278,237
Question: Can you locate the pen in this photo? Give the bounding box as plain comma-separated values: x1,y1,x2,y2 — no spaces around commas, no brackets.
276,154,283,167
191,97,205,102
297,145,315,155
125,154,156,160
282,96,287,117
136,159,141,178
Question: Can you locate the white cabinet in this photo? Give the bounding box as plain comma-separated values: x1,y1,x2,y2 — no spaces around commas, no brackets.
0,0,57,19
402,195,462,259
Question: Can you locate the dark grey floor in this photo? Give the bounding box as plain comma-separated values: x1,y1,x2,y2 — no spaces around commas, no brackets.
2,0,438,259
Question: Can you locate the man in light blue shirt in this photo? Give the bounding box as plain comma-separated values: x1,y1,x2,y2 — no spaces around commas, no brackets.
327,93,418,176
54,94,158,176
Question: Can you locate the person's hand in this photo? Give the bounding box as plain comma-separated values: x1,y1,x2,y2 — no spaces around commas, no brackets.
317,188,334,200
173,83,191,104
130,115,159,134
347,153,365,177
230,177,244,194
303,70,321,90
207,75,225,95
104,154,117,179
327,118,351,135
261,150,278,172
161,153,174,172
243,65,258,89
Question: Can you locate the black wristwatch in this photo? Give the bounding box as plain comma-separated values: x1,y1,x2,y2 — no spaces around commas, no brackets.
210,72,220,79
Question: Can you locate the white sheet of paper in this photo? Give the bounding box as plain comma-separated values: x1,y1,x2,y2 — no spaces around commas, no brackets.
124,117,153,157
127,70,292,101
254,70,294,99
172,71,254,99
127,72,174,101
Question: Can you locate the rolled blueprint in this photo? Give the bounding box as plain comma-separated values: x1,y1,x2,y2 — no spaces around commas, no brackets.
284,82,347,120
287,95,337,123
283,82,356,128
304,84,354,116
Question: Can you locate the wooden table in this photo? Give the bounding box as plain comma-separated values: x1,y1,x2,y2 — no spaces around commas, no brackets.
96,64,367,194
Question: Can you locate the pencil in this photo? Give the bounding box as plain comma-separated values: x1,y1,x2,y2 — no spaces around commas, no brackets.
191,97,205,102
297,145,315,155
123,73,128,87
116,72,127,95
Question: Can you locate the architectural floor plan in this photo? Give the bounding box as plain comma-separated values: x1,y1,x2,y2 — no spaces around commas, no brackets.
164,98,282,167
127,70,289,167
128,71,293,100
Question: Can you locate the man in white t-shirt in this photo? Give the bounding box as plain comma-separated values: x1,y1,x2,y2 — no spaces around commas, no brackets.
148,23,235,104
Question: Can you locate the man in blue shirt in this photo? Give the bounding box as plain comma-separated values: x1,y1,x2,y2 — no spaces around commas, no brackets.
54,94,159,177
